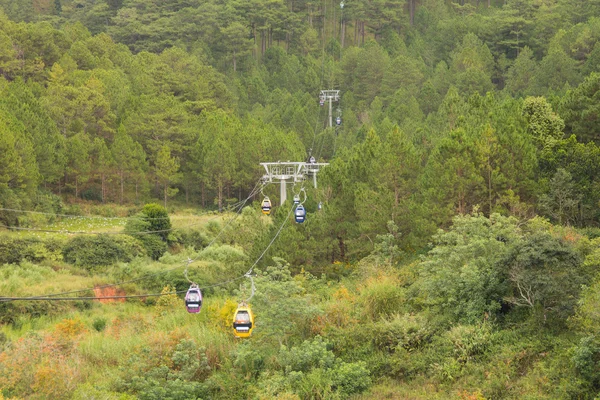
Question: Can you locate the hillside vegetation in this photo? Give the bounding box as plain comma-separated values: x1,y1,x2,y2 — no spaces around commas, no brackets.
1,0,600,399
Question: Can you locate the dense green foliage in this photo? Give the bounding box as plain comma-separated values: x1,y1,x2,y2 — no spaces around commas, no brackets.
2,0,600,398
62,234,146,268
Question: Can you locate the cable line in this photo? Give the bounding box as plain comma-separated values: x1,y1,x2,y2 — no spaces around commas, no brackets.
0,208,173,220
0,181,265,302
1,192,294,303
0,190,260,236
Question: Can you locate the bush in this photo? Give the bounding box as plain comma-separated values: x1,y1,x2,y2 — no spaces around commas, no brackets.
0,235,64,264
370,313,432,353
92,317,107,332
124,203,171,259
279,336,335,373
63,234,146,269
116,338,209,400
137,234,167,260
330,361,371,397
140,203,171,241
359,274,406,321
272,336,372,399
177,228,210,250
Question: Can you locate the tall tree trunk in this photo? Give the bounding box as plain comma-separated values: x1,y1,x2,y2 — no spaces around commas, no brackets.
201,181,205,208
341,19,345,48
101,173,106,203
323,0,326,45
361,21,365,45
233,49,237,72
252,24,257,59
120,170,124,204
337,236,346,261
218,182,223,212
164,182,167,208
488,168,492,216
333,4,336,40
409,0,415,26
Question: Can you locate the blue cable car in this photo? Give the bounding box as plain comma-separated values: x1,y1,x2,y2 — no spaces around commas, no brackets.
319,97,325,106
185,284,202,314
336,116,342,126
295,204,306,223
293,194,300,204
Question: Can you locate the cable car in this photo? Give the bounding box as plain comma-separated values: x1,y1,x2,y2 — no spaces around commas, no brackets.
232,303,254,338
261,197,272,215
318,201,322,211
295,204,306,223
319,96,325,106
185,284,202,313
336,116,342,126
293,194,300,204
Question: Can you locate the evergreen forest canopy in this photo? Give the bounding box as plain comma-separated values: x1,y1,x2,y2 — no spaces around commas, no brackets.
1,0,600,250
1,0,600,399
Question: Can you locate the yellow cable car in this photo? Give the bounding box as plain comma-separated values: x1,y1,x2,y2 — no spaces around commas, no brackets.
261,197,272,215
232,302,254,338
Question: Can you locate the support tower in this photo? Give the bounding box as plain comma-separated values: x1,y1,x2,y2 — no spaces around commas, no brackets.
319,90,340,128
260,161,329,205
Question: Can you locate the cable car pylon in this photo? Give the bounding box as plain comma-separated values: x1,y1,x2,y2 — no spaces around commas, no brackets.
259,160,328,206
319,90,340,128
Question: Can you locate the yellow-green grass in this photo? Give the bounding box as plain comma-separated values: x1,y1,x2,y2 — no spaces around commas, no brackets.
1,210,235,239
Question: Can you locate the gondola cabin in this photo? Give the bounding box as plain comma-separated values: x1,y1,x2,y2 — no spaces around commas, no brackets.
261,197,272,215
232,304,254,338
293,194,300,204
295,204,306,223
336,116,342,126
185,285,202,313
319,97,325,106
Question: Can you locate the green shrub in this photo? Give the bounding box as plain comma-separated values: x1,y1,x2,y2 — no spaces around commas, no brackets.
140,203,171,241
177,228,210,250
370,313,432,353
330,361,371,397
279,336,335,373
72,384,137,400
124,203,171,259
137,234,167,260
117,339,209,400
63,234,146,269
0,235,64,264
92,317,107,332
360,276,406,321
572,336,600,388
275,337,372,398
444,322,493,364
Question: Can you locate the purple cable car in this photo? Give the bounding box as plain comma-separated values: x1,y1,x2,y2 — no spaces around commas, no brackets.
185,284,202,313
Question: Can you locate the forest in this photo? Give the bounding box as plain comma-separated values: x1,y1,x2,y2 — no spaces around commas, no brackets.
1,0,600,398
